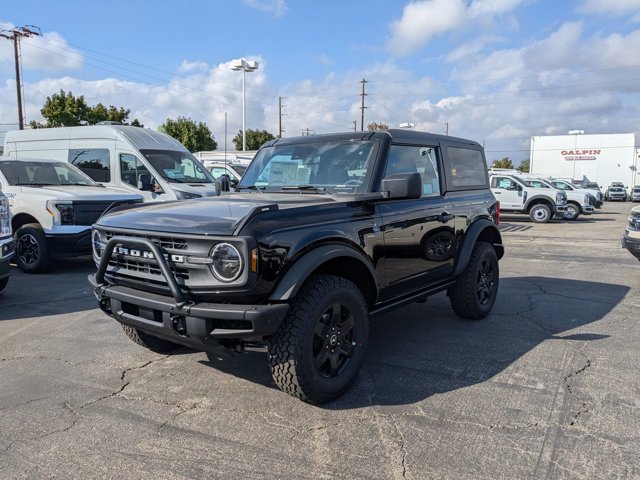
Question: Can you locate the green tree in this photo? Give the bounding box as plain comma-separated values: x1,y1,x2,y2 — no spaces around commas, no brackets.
232,129,276,151
29,89,143,128
491,157,514,169
159,116,217,152
367,121,389,131
517,159,530,173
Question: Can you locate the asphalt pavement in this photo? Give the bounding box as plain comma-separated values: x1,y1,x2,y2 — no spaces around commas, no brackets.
0,201,638,479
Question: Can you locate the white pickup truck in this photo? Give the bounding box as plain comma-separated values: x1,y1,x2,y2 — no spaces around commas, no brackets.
0,191,13,291
490,174,567,223
0,156,142,273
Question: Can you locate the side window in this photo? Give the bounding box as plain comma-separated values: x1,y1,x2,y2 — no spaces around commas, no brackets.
447,147,487,187
491,176,515,189
385,145,441,197
120,153,151,188
69,148,110,182
209,167,228,179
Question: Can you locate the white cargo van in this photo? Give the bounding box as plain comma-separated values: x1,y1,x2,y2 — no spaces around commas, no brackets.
3,124,218,201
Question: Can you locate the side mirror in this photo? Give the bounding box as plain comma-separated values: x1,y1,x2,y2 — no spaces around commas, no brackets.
381,172,422,199
218,174,231,192
137,173,151,191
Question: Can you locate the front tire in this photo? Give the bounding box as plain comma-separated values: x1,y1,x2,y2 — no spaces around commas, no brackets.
15,224,50,273
529,203,552,223
449,241,499,320
563,203,580,221
268,275,369,404
121,325,178,353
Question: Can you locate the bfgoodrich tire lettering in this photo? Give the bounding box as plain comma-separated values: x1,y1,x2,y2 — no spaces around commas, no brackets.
449,241,499,320
268,274,369,404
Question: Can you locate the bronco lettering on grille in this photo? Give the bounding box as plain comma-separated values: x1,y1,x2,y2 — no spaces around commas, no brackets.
114,246,185,263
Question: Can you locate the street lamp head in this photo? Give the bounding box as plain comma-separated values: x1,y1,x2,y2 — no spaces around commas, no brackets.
231,58,259,72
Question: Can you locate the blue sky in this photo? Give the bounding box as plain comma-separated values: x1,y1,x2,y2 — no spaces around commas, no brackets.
3,0,640,162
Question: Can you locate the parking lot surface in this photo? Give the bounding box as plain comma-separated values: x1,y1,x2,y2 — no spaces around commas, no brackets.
1,202,639,479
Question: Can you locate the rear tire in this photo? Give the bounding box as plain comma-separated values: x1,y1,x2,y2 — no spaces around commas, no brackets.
121,324,178,353
15,224,50,273
529,204,552,223
449,241,499,320
0,277,8,292
268,274,369,404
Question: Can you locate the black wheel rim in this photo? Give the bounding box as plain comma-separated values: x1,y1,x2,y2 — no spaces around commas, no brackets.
312,303,357,378
17,233,39,266
476,257,495,305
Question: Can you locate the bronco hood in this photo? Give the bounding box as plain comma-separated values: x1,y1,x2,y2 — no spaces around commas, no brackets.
95,192,336,235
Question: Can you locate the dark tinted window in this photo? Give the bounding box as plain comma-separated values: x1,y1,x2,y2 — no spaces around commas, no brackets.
69,148,110,182
120,153,151,188
447,147,487,187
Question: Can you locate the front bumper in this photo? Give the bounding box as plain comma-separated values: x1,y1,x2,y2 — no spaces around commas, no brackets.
0,237,15,280
556,204,567,212
89,275,289,344
621,231,640,260
45,229,91,258
89,235,289,346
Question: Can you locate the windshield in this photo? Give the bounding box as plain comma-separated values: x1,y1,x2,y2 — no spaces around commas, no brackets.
239,140,379,194
0,160,96,186
140,149,216,184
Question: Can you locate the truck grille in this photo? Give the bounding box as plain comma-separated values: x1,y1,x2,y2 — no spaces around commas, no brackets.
107,256,190,280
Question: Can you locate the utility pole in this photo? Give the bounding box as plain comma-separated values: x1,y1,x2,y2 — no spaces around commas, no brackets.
352,120,357,132
278,96,287,138
445,122,449,136
360,78,368,132
0,25,41,130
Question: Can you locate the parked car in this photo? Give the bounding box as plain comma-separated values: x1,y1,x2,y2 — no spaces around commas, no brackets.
0,191,14,292
606,186,627,201
89,129,504,404
0,156,143,273
489,174,567,223
204,161,247,191
518,178,593,220
621,205,640,261
630,186,640,202
551,179,603,208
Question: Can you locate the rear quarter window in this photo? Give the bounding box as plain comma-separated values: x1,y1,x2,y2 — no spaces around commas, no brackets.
444,146,488,189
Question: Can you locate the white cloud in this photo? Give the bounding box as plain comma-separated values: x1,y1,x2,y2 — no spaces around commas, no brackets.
579,0,640,16
179,60,209,73
387,0,524,57
388,0,467,57
243,0,288,18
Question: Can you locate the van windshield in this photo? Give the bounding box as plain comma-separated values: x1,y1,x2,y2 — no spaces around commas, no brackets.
0,161,96,186
140,150,215,184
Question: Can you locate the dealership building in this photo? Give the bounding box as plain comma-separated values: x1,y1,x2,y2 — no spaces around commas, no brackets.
530,132,639,188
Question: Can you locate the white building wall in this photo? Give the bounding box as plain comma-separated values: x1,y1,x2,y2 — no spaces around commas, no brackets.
530,133,639,188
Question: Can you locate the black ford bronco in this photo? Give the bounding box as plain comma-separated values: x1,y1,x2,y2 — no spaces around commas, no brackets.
89,130,503,403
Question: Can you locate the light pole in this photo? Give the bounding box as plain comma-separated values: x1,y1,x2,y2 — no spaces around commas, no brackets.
231,59,259,151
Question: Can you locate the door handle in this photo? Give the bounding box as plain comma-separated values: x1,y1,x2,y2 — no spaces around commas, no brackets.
437,212,454,223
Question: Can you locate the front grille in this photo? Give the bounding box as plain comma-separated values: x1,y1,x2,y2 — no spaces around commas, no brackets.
73,200,140,225
104,231,187,250
108,256,190,280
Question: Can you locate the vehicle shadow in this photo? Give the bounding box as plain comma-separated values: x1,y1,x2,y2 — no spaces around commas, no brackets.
0,258,97,321
200,276,627,408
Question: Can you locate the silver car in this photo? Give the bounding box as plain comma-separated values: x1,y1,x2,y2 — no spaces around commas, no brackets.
631,186,640,202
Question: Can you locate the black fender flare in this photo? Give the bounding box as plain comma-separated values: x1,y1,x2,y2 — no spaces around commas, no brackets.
453,219,504,277
269,244,378,301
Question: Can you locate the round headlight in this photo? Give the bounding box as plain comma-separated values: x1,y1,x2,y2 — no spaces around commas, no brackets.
210,243,242,282
92,229,105,260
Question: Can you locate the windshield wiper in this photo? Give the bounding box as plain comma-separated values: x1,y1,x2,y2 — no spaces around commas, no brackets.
14,182,54,186
279,185,329,194
235,185,266,191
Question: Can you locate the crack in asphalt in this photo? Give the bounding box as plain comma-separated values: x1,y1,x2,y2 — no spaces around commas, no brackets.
563,353,592,426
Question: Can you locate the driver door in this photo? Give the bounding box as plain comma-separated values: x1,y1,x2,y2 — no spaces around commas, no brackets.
490,176,525,209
